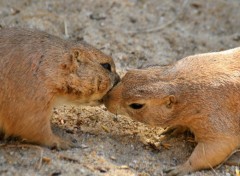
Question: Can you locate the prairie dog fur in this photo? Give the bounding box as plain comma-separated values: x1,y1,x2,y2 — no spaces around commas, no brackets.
104,47,240,175
0,28,120,149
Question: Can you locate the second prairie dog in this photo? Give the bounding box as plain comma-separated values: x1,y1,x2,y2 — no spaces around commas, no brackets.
104,47,240,175
0,28,120,149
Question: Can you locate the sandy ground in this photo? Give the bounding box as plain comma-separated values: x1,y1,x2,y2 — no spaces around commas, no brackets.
0,0,240,175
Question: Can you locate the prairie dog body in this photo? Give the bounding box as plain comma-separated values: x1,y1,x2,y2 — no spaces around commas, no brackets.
104,47,240,175
0,28,120,149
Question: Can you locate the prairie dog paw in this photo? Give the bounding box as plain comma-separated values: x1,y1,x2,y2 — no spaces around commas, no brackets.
50,138,79,150
161,126,189,137
163,166,191,176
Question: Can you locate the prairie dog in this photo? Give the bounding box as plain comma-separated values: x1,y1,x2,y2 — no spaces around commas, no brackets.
104,47,240,175
0,28,120,149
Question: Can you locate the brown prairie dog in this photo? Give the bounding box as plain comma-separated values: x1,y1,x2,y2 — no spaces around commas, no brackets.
0,28,120,149
104,47,240,175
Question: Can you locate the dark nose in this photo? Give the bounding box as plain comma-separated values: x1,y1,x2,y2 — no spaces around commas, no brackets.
114,74,120,86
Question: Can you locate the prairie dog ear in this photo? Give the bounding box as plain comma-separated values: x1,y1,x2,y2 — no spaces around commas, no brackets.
165,95,176,108
70,49,81,63
61,50,80,71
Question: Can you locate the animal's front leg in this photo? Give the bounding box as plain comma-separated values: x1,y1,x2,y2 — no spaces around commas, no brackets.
165,138,238,176
161,125,189,137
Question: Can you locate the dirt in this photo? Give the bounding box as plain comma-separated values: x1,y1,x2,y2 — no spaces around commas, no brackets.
0,0,240,175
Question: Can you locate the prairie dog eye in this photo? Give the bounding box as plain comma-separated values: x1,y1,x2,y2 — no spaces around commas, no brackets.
101,63,111,71
129,103,145,109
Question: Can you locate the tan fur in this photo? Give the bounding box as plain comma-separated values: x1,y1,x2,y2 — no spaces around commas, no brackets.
104,47,240,175
0,28,120,149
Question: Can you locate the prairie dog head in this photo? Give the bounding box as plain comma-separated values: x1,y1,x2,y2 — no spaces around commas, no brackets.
104,69,177,127
56,42,120,106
